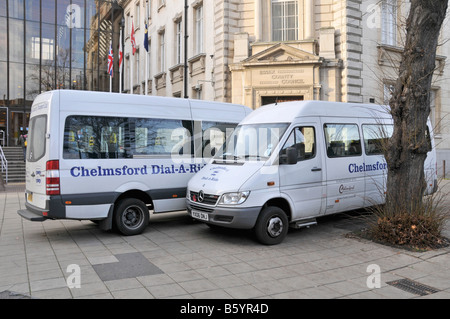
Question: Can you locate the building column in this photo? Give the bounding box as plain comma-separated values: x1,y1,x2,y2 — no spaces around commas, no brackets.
304,0,315,39
255,0,262,41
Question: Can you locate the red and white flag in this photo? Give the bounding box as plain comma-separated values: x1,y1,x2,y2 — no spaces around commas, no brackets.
131,20,136,55
119,29,123,71
107,41,113,77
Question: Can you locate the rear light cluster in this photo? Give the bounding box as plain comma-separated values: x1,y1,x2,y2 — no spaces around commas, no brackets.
46,160,60,195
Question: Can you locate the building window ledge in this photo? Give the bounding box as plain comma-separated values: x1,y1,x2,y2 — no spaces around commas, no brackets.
169,64,184,84
188,53,206,77
377,44,446,74
154,72,167,89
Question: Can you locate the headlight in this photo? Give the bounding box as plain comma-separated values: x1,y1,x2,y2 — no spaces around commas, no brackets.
219,191,250,205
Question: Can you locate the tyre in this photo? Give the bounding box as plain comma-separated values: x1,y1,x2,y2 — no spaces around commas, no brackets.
254,206,288,245
113,198,149,236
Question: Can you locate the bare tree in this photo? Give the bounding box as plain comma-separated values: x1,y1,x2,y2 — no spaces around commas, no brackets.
386,0,448,212
28,48,73,96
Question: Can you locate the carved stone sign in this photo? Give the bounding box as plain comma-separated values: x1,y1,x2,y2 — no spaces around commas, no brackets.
253,68,312,87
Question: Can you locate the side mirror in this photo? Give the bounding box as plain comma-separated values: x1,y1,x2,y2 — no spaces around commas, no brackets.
286,147,298,165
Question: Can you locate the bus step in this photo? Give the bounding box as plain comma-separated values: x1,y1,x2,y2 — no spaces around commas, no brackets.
290,218,317,229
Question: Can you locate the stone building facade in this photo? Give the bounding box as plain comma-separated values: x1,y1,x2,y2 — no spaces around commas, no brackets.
119,0,450,174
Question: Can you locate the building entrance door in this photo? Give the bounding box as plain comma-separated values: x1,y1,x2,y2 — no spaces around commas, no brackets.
10,111,30,146
261,96,304,106
0,107,7,146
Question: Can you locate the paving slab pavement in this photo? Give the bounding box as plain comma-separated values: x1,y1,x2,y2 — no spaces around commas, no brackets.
1,181,450,301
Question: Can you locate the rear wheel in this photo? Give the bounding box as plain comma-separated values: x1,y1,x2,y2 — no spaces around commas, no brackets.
114,198,149,236
254,206,288,245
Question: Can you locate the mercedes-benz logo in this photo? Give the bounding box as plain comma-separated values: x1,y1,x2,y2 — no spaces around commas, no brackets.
198,190,205,203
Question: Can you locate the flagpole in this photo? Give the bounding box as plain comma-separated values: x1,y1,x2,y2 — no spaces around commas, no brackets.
130,55,133,95
130,17,134,94
108,40,113,93
145,53,148,95
144,2,148,96
119,26,123,94
145,1,149,95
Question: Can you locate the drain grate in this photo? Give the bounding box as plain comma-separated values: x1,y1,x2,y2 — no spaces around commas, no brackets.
387,279,440,296
92,252,163,281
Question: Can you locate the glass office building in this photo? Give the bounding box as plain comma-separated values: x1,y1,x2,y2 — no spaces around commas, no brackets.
0,0,124,146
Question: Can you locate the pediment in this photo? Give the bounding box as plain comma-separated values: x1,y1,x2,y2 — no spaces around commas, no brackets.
243,43,320,64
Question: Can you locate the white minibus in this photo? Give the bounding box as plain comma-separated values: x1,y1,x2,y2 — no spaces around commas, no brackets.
18,90,251,235
187,101,438,245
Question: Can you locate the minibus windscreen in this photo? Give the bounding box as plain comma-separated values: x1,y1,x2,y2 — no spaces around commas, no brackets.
215,123,289,162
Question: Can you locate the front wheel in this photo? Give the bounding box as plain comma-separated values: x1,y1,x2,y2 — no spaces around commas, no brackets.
114,198,149,236
254,206,288,245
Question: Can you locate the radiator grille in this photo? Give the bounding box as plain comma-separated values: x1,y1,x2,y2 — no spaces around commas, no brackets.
190,191,219,206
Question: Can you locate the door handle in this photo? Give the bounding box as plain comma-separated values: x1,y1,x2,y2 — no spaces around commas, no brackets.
311,168,322,172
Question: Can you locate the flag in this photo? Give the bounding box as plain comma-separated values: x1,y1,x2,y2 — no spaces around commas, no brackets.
108,41,113,77
119,29,123,71
131,20,136,55
144,20,149,52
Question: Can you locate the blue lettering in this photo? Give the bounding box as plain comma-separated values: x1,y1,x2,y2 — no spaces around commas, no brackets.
179,165,187,174
103,168,114,176
152,165,160,174
69,164,201,177
81,167,90,177
348,162,387,174
71,167,80,177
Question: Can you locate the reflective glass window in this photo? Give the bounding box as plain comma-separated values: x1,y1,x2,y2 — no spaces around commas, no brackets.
0,17,6,61
9,19,24,63
0,0,6,17
57,0,71,26
42,0,55,24
26,20,40,63
25,0,40,21
10,62,24,100
9,0,24,19
0,61,6,98
25,63,40,100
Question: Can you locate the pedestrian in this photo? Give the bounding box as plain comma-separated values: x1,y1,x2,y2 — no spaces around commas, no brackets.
19,131,27,162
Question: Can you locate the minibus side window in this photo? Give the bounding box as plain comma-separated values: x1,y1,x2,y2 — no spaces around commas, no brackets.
324,124,361,158
201,121,236,158
280,126,316,163
63,116,130,159
134,118,193,157
362,124,393,156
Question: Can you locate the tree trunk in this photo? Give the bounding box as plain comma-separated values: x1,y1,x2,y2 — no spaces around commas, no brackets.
386,0,448,213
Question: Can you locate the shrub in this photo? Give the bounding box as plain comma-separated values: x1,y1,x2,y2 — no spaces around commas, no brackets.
365,183,449,251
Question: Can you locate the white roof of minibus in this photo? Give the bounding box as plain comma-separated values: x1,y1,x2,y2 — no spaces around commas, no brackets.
241,100,391,124
44,90,250,122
